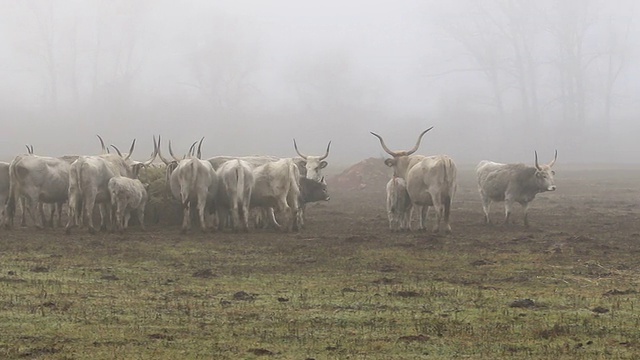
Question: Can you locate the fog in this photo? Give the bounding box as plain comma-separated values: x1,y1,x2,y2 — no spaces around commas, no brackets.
1,0,638,166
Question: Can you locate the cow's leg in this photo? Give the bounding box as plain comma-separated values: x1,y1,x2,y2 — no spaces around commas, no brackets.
83,192,98,234
241,191,251,232
36,202,47,229
181,201,190,234
138,206,146,231
442,193,453,234
521,201,530,227
65,196,79,235
480,193,492,224
401,207,411,231
432,197,443,233
418,205,429,231
56,203,63,228
196,196,209,233
503,197,515,225
20,197,27,227
230,199,240,232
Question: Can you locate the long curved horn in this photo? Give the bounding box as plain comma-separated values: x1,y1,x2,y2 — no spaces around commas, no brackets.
125,139,136,161
97,135,107,154
142,135,159,166
293,139,307,160
196,137,204,159
157,136,171,165
168,141,181,161
110,144,123,157
534,151,541,170
187,141,197,158
406,127,434,156
370,132,398,156
548,150,557,167
319,141,331,160
30,145,34,154
25,145,32,154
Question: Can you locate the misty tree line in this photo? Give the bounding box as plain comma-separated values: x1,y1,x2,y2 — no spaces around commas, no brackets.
423,0,637,159
0,0,637,163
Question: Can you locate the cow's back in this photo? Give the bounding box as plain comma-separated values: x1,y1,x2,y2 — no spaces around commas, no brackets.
406,155,457,205
477,162,532,201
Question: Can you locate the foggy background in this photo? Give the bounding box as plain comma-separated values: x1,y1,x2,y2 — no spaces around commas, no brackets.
0,0,638,166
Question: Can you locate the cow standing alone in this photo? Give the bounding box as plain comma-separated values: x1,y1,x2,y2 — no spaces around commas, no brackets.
476,151,557,226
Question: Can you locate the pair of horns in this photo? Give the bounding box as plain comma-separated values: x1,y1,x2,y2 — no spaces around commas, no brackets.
370,127,434,157
293,139,331,160
534,150,558,170
158,137,205,164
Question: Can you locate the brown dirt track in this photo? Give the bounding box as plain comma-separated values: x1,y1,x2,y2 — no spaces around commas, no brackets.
1,164,640,359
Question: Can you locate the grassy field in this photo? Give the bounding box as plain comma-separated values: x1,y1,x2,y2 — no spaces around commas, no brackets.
1,166,640,359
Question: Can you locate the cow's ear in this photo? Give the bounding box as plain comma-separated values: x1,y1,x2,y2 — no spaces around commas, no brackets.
384,158,395,167
319,161,328,169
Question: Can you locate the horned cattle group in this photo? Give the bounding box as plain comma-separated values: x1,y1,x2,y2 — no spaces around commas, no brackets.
0,136,331,234
0,127,557,235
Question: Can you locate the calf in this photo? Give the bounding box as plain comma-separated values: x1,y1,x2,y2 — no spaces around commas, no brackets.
108,176,149,232
476,151,557,226
386,176,411,231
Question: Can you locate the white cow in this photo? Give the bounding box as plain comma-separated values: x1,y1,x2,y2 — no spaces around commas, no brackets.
216,159,255,232
65,137,157,234
6,153,73,229
108,176,149,232
386,176,411,231
476,151,557,227
250,158,301,232
371,128,457,233
159,138,219,233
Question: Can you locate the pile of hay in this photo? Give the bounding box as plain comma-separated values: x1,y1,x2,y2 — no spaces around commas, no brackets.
329,157,392,191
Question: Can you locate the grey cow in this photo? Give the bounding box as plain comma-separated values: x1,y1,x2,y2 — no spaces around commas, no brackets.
476,151,557,226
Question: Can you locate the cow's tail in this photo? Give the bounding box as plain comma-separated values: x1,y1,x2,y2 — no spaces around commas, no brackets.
440,157,456,220
185,160,199,206
288,160,301,230
236,160,245,206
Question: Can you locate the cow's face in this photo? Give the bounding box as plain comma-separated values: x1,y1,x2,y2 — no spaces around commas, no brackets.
302,177,330,202
535,165,556,192
302,158,328,182
534,150,557,192
384,156,411,178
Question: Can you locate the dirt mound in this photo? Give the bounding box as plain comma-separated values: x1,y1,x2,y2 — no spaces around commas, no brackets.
329,157,391,190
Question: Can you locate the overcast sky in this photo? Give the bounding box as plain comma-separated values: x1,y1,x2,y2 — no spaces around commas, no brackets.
0,0,638,166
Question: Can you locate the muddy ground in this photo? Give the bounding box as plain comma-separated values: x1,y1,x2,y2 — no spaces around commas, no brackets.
1,165,640,359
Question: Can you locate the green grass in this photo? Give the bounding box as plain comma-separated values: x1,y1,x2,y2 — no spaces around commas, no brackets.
1,227,640,359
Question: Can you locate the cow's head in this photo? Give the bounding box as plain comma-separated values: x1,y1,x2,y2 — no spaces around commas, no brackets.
301,176,330,202
370,127,433,178
293,139,331,182
534,150,557,192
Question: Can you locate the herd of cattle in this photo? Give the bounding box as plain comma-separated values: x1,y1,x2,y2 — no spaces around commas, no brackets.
0,128,557,235
0,136,330,234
